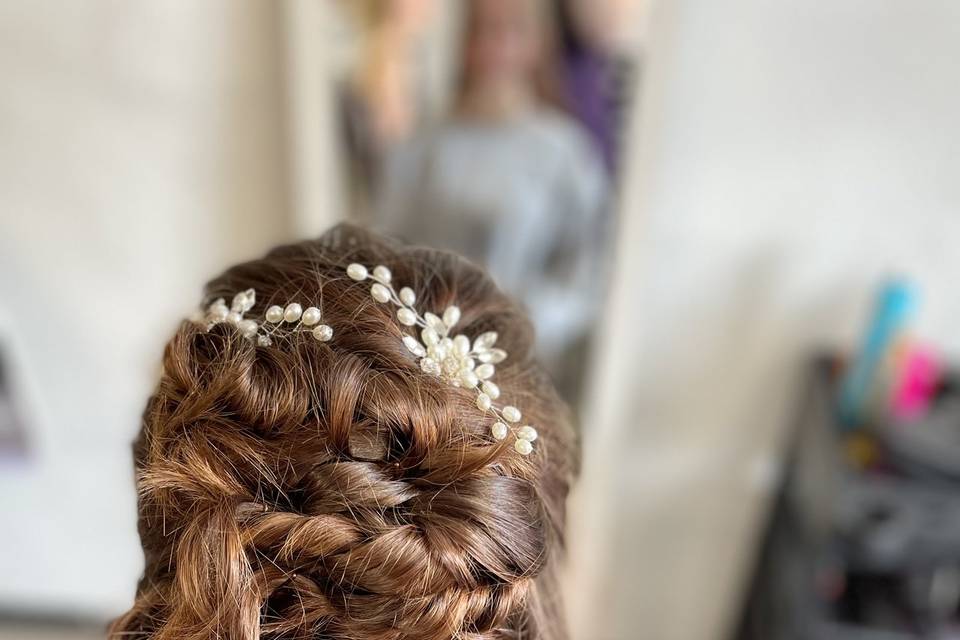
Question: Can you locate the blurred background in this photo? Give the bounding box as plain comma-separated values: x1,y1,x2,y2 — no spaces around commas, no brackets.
2,1,960,639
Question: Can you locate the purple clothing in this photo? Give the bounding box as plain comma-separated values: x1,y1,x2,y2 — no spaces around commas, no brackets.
561,49,635,176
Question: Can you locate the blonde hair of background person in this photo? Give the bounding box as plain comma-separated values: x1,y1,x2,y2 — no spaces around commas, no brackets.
109,225,580,639
342,0,437,145
338,0,440,220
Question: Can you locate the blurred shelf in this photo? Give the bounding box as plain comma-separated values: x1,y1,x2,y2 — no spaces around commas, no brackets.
734,356,960,640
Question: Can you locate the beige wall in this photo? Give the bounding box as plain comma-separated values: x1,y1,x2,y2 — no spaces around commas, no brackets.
0,0,295,618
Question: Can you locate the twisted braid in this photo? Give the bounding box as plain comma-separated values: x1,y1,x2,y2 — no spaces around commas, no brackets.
110,225,578,640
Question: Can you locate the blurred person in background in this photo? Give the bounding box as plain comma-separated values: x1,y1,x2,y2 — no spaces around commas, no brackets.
339,0,438,217
556,0,644,177
375,0,611,401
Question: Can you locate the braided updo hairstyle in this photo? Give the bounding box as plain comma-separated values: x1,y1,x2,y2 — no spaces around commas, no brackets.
110,225,579,640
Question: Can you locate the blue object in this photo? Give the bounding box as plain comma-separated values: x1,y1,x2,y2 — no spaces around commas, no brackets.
837,279,916,428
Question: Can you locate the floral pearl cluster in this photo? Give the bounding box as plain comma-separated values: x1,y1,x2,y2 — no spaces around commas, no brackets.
347,263,539,455
199,288,333,346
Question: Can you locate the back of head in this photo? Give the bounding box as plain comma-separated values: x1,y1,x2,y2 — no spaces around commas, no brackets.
111,224,579,640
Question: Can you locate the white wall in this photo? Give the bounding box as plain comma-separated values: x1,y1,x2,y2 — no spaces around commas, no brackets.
0,1,294,619
569,2,960,639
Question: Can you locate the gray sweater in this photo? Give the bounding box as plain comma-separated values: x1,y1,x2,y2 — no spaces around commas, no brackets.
375,109,611,364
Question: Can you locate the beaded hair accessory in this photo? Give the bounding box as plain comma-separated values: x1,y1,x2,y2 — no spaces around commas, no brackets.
346,263,538,455
196,289,334,346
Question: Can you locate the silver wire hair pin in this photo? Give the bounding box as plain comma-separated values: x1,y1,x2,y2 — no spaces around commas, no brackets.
346,263,538,455
196,289,334,347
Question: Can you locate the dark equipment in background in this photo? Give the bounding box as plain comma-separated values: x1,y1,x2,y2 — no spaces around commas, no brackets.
736,357,960,640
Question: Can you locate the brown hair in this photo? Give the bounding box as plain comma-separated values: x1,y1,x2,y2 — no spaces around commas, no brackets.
110,224,579,640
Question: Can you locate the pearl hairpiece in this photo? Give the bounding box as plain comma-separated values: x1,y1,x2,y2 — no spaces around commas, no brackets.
196,289,334,346
346,263,538,455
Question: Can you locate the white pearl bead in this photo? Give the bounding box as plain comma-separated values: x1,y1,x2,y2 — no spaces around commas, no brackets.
476,393,492,411
503,406,521,423
232,289,256,313
257,335,272,347
453,334,470,357
312,324,333,342
475,364,495,380
399,287,416,306
283,303,303,322
403,335,426,357
209,305,229,322
241,288,256,309
517,425,538,442
481,380,500,400
371,283,391,303
301,307,321,326
265,305,284,323
421,326,439,346
478,348,508,364
491,421,508,440
473,331,498,352
443,305,461,328
514,439,533,455
239,319,258,337
231,292,247,312
347,263,368,281
226,311,242,325
397,307,417,326
424,312,446,334
461,370,479,388
373,265,391,283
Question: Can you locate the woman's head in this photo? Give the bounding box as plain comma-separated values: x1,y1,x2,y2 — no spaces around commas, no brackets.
111,224,579,640
459,0,559,106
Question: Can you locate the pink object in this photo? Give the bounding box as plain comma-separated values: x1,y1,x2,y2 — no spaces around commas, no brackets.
891,345,940,421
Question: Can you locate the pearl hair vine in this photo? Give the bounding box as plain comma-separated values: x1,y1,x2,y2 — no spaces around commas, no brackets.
195,289,334,346
346,262,538,455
